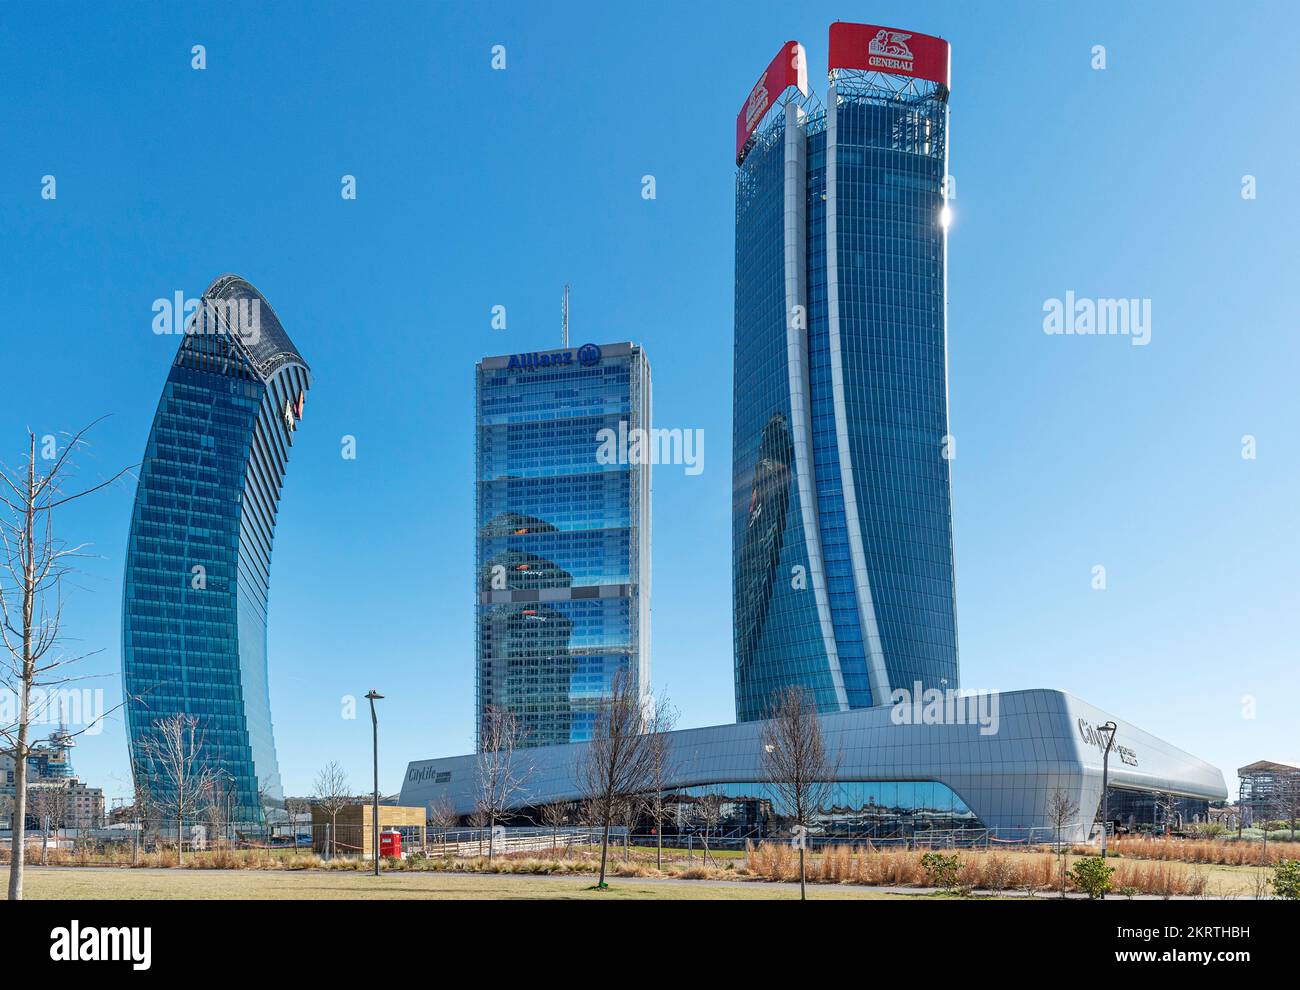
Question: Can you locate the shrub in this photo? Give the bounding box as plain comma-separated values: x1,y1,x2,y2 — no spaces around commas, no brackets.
919,852,961,890
1068,856,1115,899
1270,859,1300,900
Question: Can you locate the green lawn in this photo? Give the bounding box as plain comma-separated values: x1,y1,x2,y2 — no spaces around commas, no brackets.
19,866,917,900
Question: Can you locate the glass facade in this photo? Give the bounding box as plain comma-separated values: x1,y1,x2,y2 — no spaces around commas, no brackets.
504,779,982,838
664,779,982,836
734,63,958,721
122,275,310,823
476,343,650,749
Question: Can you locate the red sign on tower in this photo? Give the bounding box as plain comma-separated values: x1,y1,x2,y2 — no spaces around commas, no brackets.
735,40,808,161
827,22,950,88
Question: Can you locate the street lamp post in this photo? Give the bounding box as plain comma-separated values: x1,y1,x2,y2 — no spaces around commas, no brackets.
365,690,384,877
1096,720,1118,899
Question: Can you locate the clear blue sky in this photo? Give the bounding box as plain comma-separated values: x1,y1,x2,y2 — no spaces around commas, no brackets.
1,1,1295,805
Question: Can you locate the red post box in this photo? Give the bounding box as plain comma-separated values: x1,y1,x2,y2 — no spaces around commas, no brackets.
379,830,402,859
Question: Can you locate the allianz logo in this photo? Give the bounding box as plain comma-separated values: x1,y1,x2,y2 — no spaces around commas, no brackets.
1078,717,1138,766
506,343,601,371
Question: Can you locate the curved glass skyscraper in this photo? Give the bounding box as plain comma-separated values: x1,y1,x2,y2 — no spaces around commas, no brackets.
122,275,310,822
734,25,958,721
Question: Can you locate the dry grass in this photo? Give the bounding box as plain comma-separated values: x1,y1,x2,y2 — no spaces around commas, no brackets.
1099,836,1300,867
1109,859,1210,897
17,867,908,900
742,842,1217,897
2,835,1275,898
0,845,326,871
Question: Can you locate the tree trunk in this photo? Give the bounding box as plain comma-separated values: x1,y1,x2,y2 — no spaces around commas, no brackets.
799,845,806,901
177,809,184,866
598,816,611,888
7,695,30,900
6,461,36,902
656,816,662,871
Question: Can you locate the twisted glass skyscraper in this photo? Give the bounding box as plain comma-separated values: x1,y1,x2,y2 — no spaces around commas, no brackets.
122,275,310,822
476,342,651,749
734,25,958,721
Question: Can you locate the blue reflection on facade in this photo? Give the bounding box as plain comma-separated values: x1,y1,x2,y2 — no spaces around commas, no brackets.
122,275,309,823
476,343,650,749
734,67,958,721
669,780,982,836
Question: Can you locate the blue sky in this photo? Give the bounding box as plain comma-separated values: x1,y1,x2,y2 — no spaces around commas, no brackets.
1,0,1296,804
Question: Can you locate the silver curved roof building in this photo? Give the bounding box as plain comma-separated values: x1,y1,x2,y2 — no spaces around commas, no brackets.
122,275,310,823
400,689,1226,842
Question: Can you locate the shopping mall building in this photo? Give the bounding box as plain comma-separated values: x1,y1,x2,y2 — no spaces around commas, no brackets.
401,23,1227,841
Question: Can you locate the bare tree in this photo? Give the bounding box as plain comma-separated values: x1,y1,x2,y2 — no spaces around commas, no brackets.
1,423,132,899
1274,775,1300,841
1154,791,1181,835
695,792,725,864
202,771,238,849
427,794,458,854
577,669,663,889
136,713,218,865
475,705,532,860
27,781,70,865
282,797,309,848
539,801,572,852
759,686,836,901
129,775,155,863
200,775,230,850
312,761,352,859
645,695,678,870
1046,789,1078,897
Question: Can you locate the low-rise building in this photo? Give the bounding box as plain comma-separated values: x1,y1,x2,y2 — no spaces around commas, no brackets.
1238,760,1300,826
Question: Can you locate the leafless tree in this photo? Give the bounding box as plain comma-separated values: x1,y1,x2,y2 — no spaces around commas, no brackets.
281,796,309,847
759,686,836,901
27,782,70,865
427,794,458,854
577,669,666,889
136,713,218,865
475,705,532,860
1274,775,1300,841
615,793,644,863
312,761,353,858
1154,791,1181,834
695,792,725,864
540,801,572,852
1,422,132,899
1046,789,1078,897
202,771,239,849
645,695,678,870
576,798,601,828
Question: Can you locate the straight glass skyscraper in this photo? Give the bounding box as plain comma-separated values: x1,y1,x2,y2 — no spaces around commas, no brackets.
475,342,650,749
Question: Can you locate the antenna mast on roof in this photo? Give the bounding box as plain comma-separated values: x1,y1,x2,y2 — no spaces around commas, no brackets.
562,283,570,348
